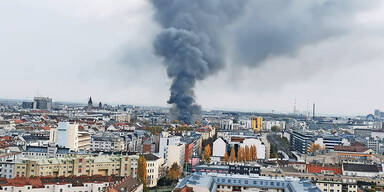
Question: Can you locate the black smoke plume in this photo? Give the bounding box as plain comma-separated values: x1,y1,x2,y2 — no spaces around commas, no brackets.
151,0,246,124
150,0,377,124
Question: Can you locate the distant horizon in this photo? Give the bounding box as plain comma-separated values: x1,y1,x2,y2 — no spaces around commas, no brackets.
0,96,375,118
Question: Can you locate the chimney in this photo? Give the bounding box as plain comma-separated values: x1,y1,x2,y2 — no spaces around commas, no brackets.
313,103,316,119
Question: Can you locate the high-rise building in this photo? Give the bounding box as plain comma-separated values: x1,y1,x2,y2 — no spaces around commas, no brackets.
251,117,263,132
50,122,79,151
33,97,52,111
21,101,34,109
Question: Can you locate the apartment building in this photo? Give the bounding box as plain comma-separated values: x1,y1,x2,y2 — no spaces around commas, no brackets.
91,134,125,152
315,180,342,192
0,175,133,192
142,154,163,188
50,122,88,151
174,172,320,192
166,143,185,168
7,154,137,178
78,132,91,151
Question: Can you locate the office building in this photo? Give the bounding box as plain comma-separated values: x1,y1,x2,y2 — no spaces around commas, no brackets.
290,131,314,154
33,97,53,111
251,117,263,132
21,101,33,109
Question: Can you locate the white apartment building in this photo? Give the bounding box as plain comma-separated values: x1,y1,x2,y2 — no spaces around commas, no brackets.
241,138,266,160
220,119,234,130
212,138,227,157
142,154,163,188
315,181,342,192
158,132,181,160
50,122,79,151
0,162,14,178
91,134,126,152
166,143,185,168
263,120,286,131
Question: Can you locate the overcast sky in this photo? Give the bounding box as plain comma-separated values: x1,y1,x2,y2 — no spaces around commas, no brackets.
1,0,384,116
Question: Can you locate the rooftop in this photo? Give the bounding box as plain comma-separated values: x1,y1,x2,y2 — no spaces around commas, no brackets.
343,163,379,173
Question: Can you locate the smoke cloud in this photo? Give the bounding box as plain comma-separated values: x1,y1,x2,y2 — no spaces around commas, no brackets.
151,0,246,124
151,0,378,123
231,0,376,66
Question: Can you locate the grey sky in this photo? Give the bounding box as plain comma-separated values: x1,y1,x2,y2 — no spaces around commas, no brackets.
1,0,384,116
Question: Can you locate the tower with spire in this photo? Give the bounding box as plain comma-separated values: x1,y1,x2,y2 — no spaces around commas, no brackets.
87,97,93,110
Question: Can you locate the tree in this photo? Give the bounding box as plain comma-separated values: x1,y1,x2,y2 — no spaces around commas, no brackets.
307,143,322,153
137,155,147,188
270,144,279,158
167,163,181,181
237,147,244,162
144,126,162,135
250,145,257,161
271,125,281,132
202,144,211,163
223,152,229,163
245,145,251,162
229,147,236,162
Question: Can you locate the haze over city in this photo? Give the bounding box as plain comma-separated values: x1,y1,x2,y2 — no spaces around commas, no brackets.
3,1,384,192
1,0,384,116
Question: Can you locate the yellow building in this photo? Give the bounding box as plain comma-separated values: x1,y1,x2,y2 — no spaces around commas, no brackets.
251,117,263,132
13,154,138,178
11,153,163,187
78,132,91,151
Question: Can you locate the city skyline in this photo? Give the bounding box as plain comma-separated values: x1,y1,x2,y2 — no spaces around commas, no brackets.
1,0,384,116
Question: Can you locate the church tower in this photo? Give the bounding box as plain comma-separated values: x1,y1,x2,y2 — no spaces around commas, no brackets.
87,97,93,110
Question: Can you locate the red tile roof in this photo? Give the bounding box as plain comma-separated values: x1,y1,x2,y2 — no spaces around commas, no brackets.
306,164,342,175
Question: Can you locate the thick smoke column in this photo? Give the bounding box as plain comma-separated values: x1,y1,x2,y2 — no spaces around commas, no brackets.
151,0,246,124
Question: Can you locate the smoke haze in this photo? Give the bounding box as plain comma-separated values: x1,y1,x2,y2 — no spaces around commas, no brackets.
151,0,247,123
